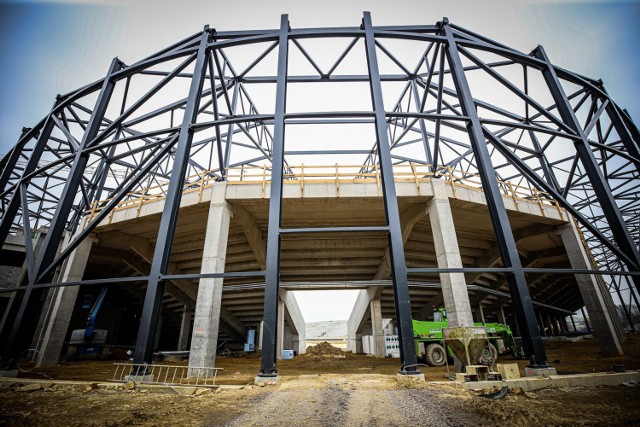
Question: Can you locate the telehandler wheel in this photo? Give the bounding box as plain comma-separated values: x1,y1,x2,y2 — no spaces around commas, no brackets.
479,343,498,365
425,343,447,366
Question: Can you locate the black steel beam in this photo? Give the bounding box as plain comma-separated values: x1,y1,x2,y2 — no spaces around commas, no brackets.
259,14,289,377
363,11,419,374
604,100,640,171
534,46,640,293
441,18,547,366
0,127,31,196
0,58,122,368
133,29,211,365
35,59,124,280
0,105,59,248
280,226,389,234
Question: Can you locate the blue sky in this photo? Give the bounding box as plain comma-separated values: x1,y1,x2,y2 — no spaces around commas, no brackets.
1,0,638,321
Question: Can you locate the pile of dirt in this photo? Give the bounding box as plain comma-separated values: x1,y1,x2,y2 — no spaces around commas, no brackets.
305,342,350,357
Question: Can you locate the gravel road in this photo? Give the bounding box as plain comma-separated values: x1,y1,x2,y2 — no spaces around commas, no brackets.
224,374,475,427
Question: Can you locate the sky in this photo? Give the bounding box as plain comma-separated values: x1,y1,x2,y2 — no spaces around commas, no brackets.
1,0,639,321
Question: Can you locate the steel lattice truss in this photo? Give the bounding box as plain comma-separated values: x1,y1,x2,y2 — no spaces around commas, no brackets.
1,14,639,371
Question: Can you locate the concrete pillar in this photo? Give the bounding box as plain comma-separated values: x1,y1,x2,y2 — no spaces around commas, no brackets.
552,315,561,335
283,325,292,350
280,290,306,355
427,180,474,326
276,300,284,360
538,312,547,336
177,308,193,351
31,231,71,352
188,189,232,370
498,305,507,325
35,234,95,367
478,303,486,325
560,316,569,334
370,299,385,357
559,222,623,355
570,315,577,332
546,313,555,336
555,315,562,335
581,307,591,332
347,288,373,353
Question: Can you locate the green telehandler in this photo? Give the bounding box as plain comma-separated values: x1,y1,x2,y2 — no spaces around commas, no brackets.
413,308,523,366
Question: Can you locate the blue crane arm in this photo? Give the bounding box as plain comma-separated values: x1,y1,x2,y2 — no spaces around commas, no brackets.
84,288,108,341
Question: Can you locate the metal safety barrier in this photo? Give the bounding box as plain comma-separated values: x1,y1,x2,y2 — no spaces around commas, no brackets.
110,363,222,387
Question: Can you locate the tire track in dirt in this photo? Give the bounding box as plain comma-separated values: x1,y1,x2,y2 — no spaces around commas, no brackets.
223,374,462,427
223,375,351,427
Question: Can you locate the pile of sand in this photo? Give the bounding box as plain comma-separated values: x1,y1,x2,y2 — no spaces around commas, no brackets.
305,341,349,357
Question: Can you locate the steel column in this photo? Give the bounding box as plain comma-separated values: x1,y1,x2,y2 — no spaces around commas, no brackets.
363,12,419,374
133,28,211,364
534,46,640,294
623,274,640,314
441,18,547,366
35,59,124,279
0,104,60,248
0,56,122,367
259,15,289,377
0,127,31,196
604,101,640,171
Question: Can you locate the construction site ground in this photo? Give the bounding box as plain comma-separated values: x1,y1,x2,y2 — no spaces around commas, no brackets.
1,333,640,426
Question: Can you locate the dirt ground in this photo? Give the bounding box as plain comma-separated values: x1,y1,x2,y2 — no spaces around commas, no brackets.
1,333,640,426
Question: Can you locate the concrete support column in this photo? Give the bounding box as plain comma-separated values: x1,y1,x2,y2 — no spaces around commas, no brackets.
570,315,578,332
276,300,285,360
498,305,507,325
31,230,71,352
478,304,486,325
177,308,192,351
554,316,562,335
280,290,306,355
546,313,555,336
559,222,623,355
555,316,562,335
283,325,292,351
188,190,232,370
581,307,591,332
427,180,474,326
370,299,385,357
36,234,95,367
347,288,374,353
538,312,547,337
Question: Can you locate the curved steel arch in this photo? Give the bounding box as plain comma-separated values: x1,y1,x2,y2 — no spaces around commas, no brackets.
1,13,639,374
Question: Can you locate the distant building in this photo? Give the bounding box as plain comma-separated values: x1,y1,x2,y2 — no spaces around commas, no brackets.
306,320,348,349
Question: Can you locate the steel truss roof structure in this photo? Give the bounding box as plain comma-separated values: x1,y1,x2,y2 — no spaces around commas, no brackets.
1,13,639,374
